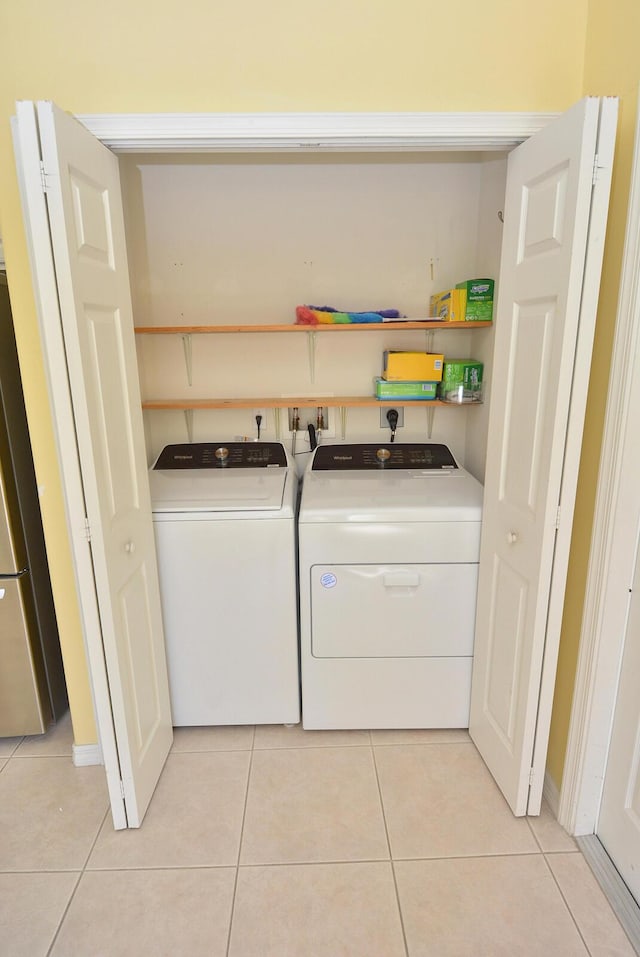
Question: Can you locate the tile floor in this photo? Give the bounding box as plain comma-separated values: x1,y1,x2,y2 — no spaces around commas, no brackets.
0,714,636,956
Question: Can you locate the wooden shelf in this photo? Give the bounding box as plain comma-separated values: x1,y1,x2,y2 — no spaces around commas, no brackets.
135,321,492,334
141,396,480,411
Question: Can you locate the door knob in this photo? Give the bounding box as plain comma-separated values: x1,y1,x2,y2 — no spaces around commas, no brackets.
507,531,518,544
124,541,136,554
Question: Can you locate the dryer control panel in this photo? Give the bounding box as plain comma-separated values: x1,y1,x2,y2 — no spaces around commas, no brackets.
154,442,288,469
311,443,458,470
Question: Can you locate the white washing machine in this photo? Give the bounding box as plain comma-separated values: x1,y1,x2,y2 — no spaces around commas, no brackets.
149,441,300,726
298,443,483,729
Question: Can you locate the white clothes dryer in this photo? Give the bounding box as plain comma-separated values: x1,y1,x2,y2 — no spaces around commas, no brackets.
149,441,300,726
298,443,483,729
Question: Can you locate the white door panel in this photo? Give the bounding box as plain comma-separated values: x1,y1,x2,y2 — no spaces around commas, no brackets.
470,97,617,815
35,101,172,827
13,102,126,827
597,541,640,903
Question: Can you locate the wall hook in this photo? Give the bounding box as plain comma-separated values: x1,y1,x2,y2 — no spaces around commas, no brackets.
498,210,504,223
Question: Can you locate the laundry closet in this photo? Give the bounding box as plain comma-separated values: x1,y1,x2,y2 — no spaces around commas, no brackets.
122,150,506,474
14,99,615,828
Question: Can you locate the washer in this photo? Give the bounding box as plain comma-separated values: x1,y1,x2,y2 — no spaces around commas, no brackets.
298,442,483,729
149,441,300,726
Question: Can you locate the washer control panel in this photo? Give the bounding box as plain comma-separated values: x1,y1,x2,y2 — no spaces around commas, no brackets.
154,442,288,469
312,443,458,470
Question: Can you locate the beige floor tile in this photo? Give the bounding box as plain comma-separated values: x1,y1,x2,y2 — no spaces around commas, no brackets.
88,751,249,869
0,872,79,957
171,724,254,752
0,735,24,757
375,742,538,858
14,710,73,757
395,856,589,957
528,799,578,852
0,758,6,772
240,746,389,864
547,852,637,956
0,758,109,871
371,728,470,746
254,723,370,749
51,867,235,957
229,862,405,957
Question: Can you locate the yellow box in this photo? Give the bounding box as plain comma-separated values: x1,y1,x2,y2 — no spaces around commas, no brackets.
383,351,444,381
430,287,467,322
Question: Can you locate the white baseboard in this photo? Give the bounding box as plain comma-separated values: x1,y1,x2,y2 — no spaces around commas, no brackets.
543,769,561,818
72,742,103,767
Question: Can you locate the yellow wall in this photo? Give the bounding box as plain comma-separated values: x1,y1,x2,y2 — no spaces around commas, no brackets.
0,1,590,747
546,0,640,787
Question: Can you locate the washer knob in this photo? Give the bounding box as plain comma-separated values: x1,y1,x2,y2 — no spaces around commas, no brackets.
376,448,391,463
215,446,229,464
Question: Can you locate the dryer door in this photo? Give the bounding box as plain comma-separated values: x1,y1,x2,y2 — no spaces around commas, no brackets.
311,563,478,658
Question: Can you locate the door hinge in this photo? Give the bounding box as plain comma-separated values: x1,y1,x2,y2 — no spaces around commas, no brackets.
592,154,600,186
529,767,536,786
84,517,92,542
554,506,561,530
119,779,126,799
40,161,51,193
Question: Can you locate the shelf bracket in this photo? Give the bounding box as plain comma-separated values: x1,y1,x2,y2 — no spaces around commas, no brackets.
425,330,435,352
274,407,281,440
184,409,194,443
181,334,193,386
307,331,317,383
339,406,348,440
426,405,436,440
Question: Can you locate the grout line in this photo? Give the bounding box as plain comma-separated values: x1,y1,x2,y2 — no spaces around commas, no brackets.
540,851,594,956
46,804,111,957
525,812,546,854
224,743,255,957
370,741,410,957
45,871,83,957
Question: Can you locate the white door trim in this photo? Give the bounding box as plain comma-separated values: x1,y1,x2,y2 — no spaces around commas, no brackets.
559,95,640,835
74,111,558,153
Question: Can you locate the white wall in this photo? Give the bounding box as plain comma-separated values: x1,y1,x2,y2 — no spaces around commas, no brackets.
121,152,507,471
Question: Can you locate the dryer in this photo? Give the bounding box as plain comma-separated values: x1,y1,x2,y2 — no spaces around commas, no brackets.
149,441,299,726
298,443,483,729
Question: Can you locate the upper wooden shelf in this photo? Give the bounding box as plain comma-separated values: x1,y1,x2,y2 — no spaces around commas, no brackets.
141,395,481,411
134,321,492,334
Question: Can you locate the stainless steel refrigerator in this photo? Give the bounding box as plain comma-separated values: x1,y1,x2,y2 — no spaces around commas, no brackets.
0,272,67,736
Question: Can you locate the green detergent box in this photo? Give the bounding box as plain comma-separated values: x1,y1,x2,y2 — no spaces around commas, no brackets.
374,378,438,400
455,278,494,322
439,360,484,403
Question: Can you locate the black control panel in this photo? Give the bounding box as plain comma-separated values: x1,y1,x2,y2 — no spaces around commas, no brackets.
153,442,288,469
311,443,458,470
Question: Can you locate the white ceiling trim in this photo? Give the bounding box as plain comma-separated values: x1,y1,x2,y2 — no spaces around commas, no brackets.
74,111,559,153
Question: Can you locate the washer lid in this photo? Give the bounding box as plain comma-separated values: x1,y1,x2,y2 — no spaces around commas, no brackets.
150,468,289,512
299,466,484,523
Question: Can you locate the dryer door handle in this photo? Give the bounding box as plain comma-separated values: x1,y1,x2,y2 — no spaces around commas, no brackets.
383,572,420,589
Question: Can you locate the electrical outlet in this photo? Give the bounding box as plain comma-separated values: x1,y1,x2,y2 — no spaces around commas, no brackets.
380,407,404,429
252,408,268,436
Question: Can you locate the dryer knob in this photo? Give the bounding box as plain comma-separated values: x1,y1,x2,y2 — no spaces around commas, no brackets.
215,446,229,463
376,448,391,463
